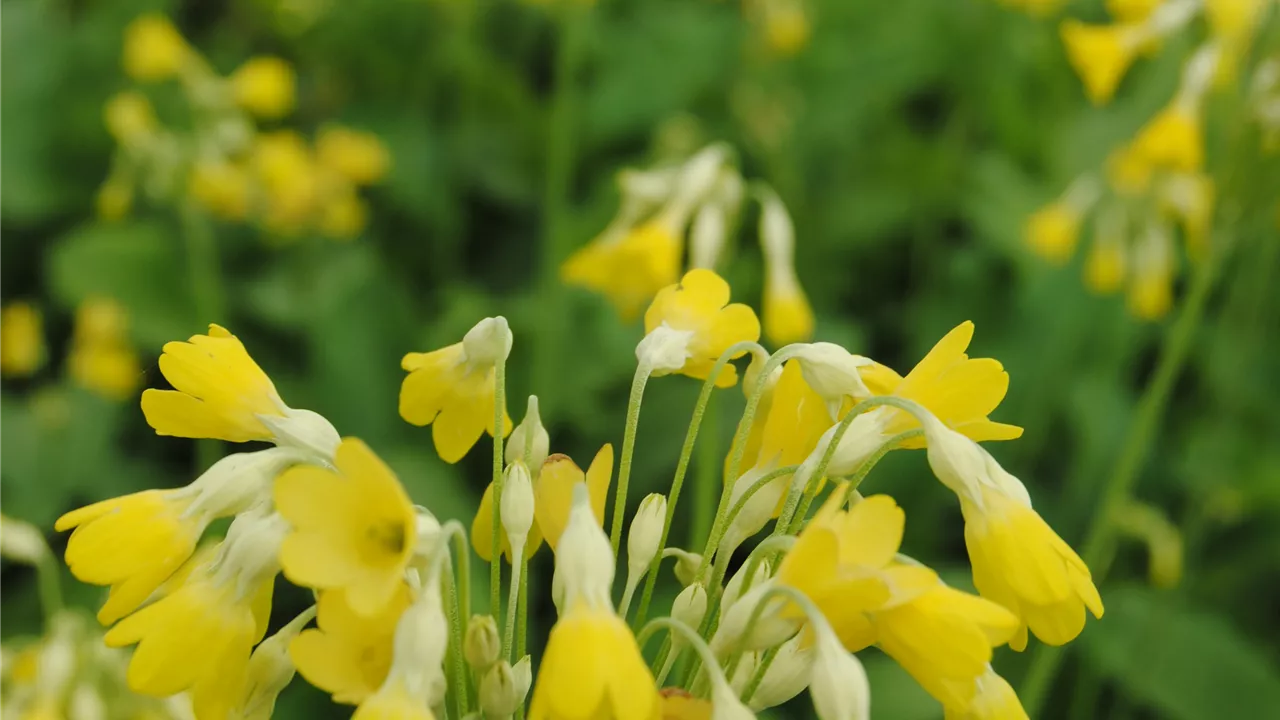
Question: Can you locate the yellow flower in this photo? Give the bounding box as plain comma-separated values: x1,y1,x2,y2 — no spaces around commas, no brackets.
318,126,392,185
291,587,411,704
318,183,369,240
1106,0,1163,22
1,302,46,377
563,219,683,322
1085,210,1128,294
189,160,253,221
1132,103,1203,173
276,438,417,617
872,577,1019,712
1024,201,1081,265
1106,144,1153,196
1160,173,1215,260
140,324,285,443
69,342,141,400
104,549,274,698
230,57,296,119
530,447,614,553
1127,266,1173,319
857,321,1023,447
763,1,811,56
96,176,134,221
641,269,761,387
254,131,320,236
1060,20,1142,105
942,667,1028,720
1205,0,1268,46
660,691,711,720
763,275,814,346
123,14,191,82
353,675,435,720
399,317,513,464
104,91,158,145
529,604,657,720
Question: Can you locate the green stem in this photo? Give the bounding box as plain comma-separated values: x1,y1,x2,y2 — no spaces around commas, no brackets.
633,340,766,626
442,522,472,714
442,556,470,718
490,357,507,615
740,646,779,704
637,617,735,695
503,545,524,660
692,400,720,547
179,203,227,472
1019,232,1228,715
517,553,529,658
610,364,652,555
35,553,64,622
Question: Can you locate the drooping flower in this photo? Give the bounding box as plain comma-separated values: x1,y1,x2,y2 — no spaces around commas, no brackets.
758,186,814,345
942,666,1028,720
351,573,449,720
639,269,761,387
229,57,297,120
1131,102,1204,173
276,438,418,617
1060,20,1144,105
921,417,1104,651
291,587,412,704
530,447,614,553
399,317,514,463
563,219,684,322
1,302,46,377
67,297,142,401
317,126,392,185
122,14,191,82
529,486,658,720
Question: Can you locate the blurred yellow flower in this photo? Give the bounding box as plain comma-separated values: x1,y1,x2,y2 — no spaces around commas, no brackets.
1024,201,1082,265
1084,222,1127,294
763,278,814,346
858,321,1023,447
123,14,191,82
96,175,135,221
1132,103,1203,173
104,91,158,147
399,317,513,464
660,692,712,720
254,130,320,236
319,184,369,240
1106,144,1154,196
1060,20,1143,105
190,160,254,221
291,587,411,704
230,57,297,119
1128,263,1173,319
68,297,141,400
761,0,811,56
641,269,761,387
1,302,46,377
276,438,417,617
1106,0,1163,22
140,324,285,442
563,219,684,322
318,126,392,185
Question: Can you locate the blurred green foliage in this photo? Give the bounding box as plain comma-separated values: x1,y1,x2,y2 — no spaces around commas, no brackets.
4,0,1280,718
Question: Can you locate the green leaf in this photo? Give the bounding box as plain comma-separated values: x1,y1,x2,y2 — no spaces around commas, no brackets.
1085,585,1280,720
47,219,197,349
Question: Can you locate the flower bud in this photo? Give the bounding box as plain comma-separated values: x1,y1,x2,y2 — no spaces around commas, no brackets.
636,325,694,375
710,677,756,720
553,484,616,613
415,510,443,558
500,461,535,552
746,634,813,711
463,317,513,366
216,506,289,589
259,408,342,462
719,466,788,563
0,515,49,564
238,609,310,718
230,57,296,119
711,581,799,654
721,558,772,619
626,494,668,582
663,548,703,587
671,583,709,631
792,343,872,415
464,615,501,672
185,447,314,520
480,657,532,717
505,396,550,473
809,627,869,720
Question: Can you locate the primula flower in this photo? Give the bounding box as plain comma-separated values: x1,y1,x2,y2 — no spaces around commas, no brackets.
942,667,1028,720
1107,0,1164,22
318,126,392,185
68,298,141,401
57,447,307,625
661,691,712,720
1024,202,1082,265
1127,227,1175,320
104,91,158,146
857,321,1023,448
1,302,46,377
123,14,191,82
399,317,514,464
230,57,296,120
291,587,412,704
759,185,814,345
639,269,761,387
141,324,339,457
351,577,449,720
189,160,253,221
922,419,1104,650
1132,103,1204,173
276,438,418,617
563,219,684,322
1060,20,1144,105
529,487,658,720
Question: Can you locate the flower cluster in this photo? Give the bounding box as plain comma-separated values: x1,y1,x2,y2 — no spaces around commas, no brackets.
562,144,815,346
1,297,142,402
100,14,390,241
54,268,1101,720
1018,0,1270,318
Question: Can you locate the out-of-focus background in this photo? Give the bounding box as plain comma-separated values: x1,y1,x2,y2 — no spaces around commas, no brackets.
3,0,1279,717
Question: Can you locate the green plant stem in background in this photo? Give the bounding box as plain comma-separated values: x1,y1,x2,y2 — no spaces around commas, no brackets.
490,357,508,616
443,556,470,719
1019,236,1230,715
504,547,524,660
178,203,227,472
691,400,720,547
532,4,588,415
35,552,64,621
610,365,652,555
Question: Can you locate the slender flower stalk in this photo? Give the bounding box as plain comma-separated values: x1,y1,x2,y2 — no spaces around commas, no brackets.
610,363,653,554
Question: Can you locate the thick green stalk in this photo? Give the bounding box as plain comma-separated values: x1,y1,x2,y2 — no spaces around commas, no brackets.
504,546,524,660
490,358,508,615
609,364,652,554
1019,235,1227,714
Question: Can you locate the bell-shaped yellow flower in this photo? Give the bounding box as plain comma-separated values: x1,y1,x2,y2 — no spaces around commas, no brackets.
68,298,141,401
122,14,191,82
352,675,436,720
140,324,286,443
642,269,761,387
276,438,417,616
104,551,274,699
1,302,46,377
942,667,1028,720
530,447,614,553
1127,264,1173,319
563,219,684,323
1024,201,1081,265
872,577,1020,712
857,321,1023,447
399,317,514,464
530,604,658,720
230,57,296,120
291,587,411,704
1132,103,1204,173
763,274,814,346
318,126,392,185
1060,20,1143,105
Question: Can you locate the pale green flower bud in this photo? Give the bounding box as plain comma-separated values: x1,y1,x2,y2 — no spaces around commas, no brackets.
626,494,668,583
463,316,513,366
464,615,501,672
505,396,549,474
0,515,48,564
480,656,532,717
500,461,535,553
809,624,869,720
663,548,703,587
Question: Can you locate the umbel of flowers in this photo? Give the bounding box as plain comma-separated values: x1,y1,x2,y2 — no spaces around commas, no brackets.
56,269,1102,719
1018,0,1272,319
